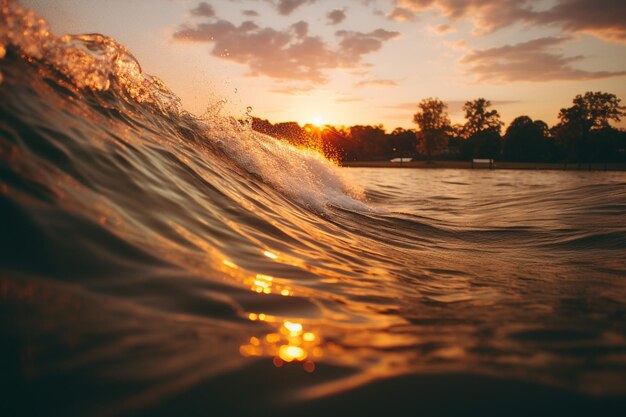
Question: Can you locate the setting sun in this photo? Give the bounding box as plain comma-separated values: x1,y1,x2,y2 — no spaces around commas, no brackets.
311,115,325,127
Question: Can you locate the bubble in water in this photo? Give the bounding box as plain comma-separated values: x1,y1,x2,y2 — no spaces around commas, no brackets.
238,106,254,132
205,97,227,117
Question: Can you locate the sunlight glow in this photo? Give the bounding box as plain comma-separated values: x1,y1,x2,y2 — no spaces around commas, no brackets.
311,115,324,127
239,319,322,371
284,321,303,334
279,345,306,362
245,273,292,296
222,259,238,269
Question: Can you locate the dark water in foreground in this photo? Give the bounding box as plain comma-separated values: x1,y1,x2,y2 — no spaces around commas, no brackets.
2,4,626,416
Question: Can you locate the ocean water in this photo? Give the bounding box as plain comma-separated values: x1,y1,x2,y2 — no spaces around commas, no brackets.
1,3,626,416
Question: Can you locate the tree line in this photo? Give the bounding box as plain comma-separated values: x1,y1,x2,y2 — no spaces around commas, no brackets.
251,91,626,164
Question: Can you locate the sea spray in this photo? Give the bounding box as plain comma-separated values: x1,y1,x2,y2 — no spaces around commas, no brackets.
0,0,367,213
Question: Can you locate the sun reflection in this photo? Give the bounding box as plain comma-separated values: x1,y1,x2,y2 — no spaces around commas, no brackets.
226,253,320,371
248,312,268,321
219,257,294,296
245,273,292,296
239,319,322,372
222,259,238,269
284,321,302,333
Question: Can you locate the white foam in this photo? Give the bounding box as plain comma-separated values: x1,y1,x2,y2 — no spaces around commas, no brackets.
207,117,371,213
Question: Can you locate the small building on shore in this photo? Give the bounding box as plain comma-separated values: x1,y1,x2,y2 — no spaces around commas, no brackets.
471,158,495,169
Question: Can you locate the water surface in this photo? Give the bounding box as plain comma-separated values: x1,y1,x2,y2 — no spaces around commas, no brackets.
1,4,626,416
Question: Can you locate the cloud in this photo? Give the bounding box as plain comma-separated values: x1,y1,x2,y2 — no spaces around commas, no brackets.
460,37,626,82
336,29,400,60
387,7,416,22
190,2,215,18
270,85,316,95
277,0,312,16
395,0,533,33
394,0,626,42
291,21,308,38
451,39,468,49
535,0,626,43
354,79,398,88
173,15,399,83
428,24,456,35
327,9,346,25
242,10,259,17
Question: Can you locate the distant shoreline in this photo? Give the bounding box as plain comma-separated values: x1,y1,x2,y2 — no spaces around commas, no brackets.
341,160,626,171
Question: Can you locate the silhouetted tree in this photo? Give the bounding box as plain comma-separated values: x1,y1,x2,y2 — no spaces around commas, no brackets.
462,98,503,159
251,92,626,164
465,130,501,159
552,91,626,164
413,98,451,159
463,98,503,136
349,125,388,160
388,127,417,157
503,116,553,162
588,127,626,164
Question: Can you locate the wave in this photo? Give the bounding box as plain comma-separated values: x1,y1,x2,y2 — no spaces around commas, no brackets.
2,2,626,416
0,1,365,214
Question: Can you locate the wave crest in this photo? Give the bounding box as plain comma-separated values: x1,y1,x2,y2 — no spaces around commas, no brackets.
0,0,367,213
0,1,181,114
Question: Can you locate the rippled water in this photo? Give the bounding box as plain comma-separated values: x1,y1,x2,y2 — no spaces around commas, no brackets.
1,3,626,416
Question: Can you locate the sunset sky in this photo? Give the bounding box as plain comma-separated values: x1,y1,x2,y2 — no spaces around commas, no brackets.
24,0,626,130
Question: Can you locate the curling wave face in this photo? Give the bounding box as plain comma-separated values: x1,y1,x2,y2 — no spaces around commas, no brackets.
2,2,626,416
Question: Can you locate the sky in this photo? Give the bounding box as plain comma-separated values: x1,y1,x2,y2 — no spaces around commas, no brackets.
23,0,626,130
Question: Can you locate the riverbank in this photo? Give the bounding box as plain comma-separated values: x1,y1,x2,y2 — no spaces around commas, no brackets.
341,160,626,171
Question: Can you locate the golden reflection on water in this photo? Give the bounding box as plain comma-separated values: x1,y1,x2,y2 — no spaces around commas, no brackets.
240,319,322,372
221,259,238,269
221,254,322,371
248,273,293,296
222,256,293,296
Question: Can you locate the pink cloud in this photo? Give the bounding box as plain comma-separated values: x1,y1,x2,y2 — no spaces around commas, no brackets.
336,29,400,60
387,7,416,22
461,37,626,82
354,79,398,88
190,2,215,18
277,0,312,16
394,0,626,42
327,9,346,25
174,12,399,83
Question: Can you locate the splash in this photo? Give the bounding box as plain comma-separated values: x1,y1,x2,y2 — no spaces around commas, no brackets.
208,117,369,212
0,0,367,213
0,0,181,113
